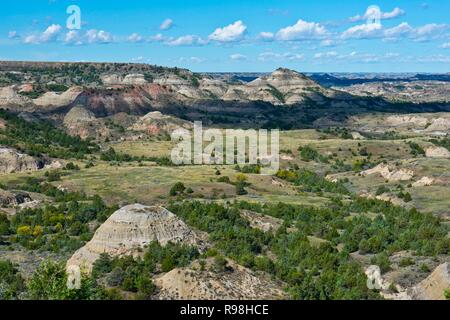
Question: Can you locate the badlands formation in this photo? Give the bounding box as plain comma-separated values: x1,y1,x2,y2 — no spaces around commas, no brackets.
67,204,286,299
154,259,286,300
67,204,207,272
130,111,193,135
0,147,43,174
361,163,414,182
408,263,450,300
0,63,355,117
426,146,450,159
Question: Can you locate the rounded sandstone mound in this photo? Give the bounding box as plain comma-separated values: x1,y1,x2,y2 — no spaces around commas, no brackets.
67,204,207,272
63,105,97,125
129,111,193,135
154,259,287,300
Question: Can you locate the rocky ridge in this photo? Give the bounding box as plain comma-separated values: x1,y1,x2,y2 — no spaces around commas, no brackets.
154,258,286,300
0,62,353,115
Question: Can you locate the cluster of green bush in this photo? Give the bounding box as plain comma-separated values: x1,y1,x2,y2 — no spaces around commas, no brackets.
234,164,261,174
23,65,103,86
408,141,425,156
430,137,450,151
169,182,193,196
319,127,354,140
0,259,116,300
8,196,116,252
167,201,380,299
2,195,447,300
0,239,200,300
0,109,99,159
0,260,25,300
168,201,271,267
11,176,86,203
237,197,447,258
276,169,350,195
100,147,176,166
91,241,199,299
298,145,329,163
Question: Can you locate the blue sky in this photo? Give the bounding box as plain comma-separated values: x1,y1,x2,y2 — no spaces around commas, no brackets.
1,0,449,72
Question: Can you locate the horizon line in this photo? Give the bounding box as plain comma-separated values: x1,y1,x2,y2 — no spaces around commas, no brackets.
0,60,449,75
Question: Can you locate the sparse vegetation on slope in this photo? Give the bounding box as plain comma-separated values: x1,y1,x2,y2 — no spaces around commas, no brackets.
0,109,99,159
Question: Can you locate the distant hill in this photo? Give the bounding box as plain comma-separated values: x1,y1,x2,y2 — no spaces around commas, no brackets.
308,73,450,88
1,61,449,129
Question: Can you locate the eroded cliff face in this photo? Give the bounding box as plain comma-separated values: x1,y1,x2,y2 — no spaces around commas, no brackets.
408,263,450,300
0,64,351,116
63,106,111,139
66,204,207,272
425,146,450,159
0,85,32,108
154,258,287,300
361,163,414,182
0,189,32,207
0,147,44,174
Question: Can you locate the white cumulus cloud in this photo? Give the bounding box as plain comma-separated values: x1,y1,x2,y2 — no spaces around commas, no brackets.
275,19,327,41
160,19,173,31
41,24,62,42
208,20,247,42
24,35,38,44
314,51,338,59
8,31,19,39
415,23,447,39
258,52,304,62
230,53,247,61
383,22,414,39
166,35,206,46
85,29,113,44
341,23,382,39
320,39,337,47
341,21,448,41
258,32,274,41
178,56,205,63
65,30,82,45
128,33,143,42
24,24,62,44
151,33,165,42
350,7,405,22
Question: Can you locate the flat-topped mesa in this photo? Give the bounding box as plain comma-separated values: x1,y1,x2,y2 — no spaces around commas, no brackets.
66,204,207,273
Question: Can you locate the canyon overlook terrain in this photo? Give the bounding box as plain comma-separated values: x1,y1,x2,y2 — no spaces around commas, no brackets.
1,61,449,130
0,61,449,301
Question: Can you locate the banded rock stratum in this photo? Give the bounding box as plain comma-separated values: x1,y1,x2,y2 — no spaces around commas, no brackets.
67,204,207,272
